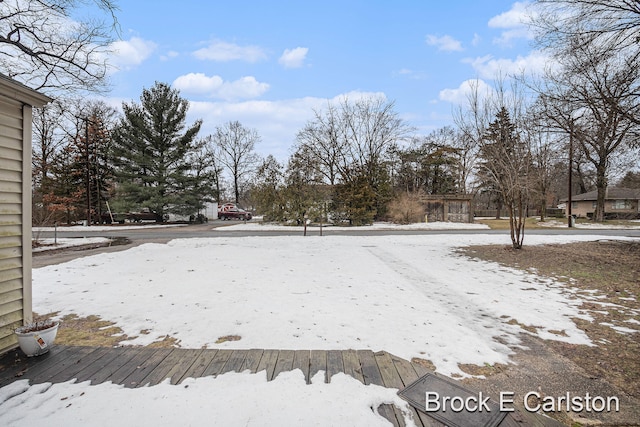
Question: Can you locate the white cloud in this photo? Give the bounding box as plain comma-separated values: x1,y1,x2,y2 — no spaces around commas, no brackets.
279,47,309,68
186,91,387,160
173,73,224,93
439,79,493,105
488,2,534,45
173,73,269,100
394,69,427,80
218,76,270,99
193,40,267,62
488,1,529,28
160,51,180,61
465,50,551,79
425,34,463,52
109,37,157,70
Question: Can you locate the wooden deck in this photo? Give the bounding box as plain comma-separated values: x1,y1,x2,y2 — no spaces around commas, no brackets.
0,346,558,426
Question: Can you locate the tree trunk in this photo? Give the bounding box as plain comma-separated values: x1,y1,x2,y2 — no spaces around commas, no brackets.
593,164,607,222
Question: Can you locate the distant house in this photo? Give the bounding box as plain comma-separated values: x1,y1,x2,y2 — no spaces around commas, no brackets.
562,187,640,219
0,74,51,354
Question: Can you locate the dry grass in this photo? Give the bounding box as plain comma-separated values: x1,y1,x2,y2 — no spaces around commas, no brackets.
40,312,130,347
459,240,640,398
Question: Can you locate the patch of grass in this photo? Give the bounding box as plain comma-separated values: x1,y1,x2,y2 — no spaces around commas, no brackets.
411,357,436,372
474,217,549,230
458,362,507,377
459,240,640,397
146,335,180,348
39,312,129,347
215,335,241,344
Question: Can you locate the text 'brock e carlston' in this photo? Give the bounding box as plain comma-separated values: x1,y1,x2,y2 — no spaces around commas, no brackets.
425,391,620,413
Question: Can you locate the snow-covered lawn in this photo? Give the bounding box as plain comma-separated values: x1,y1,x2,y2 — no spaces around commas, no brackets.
4,232,632,426
33,237,111,252
33,224,186,232
32,233,606,376
215,221,490,232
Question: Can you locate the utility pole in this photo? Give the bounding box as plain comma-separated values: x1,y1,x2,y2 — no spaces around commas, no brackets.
567,119,573,227
85,118,91,226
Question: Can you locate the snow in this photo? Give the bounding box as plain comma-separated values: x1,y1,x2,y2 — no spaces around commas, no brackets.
216,220,489,231
33,224,186,232
0,370,415,427
31,233,609,377
7,231,636,425
32,237,111,252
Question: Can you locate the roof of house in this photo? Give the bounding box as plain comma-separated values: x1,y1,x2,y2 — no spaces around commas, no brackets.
563,187,640,202
0,73,52,107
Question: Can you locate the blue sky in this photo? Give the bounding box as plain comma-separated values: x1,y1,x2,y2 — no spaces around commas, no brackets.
100,1,543,161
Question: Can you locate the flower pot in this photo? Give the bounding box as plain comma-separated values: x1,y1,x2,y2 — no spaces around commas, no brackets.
15,321,60,357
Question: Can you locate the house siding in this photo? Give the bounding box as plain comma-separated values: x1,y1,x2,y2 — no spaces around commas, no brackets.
572,199,639,218
0,96,27,354
0,74,48,356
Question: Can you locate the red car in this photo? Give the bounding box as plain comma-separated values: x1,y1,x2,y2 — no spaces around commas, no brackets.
218,205,252,220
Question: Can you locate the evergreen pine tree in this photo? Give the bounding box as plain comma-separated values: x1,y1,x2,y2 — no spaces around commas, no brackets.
111,82,205,218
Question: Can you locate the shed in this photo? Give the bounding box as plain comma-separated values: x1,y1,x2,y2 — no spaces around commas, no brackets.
421,194,474,223
0,74,51,354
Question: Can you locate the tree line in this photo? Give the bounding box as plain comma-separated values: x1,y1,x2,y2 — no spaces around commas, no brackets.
4,0,639,248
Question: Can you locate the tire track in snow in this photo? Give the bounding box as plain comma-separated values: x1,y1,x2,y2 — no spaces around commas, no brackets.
365,245,521,349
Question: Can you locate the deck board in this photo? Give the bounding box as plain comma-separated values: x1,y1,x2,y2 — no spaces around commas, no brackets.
341,349,364,383
124,348,172,388
221,349,248,375
255,349,279,380
239,349,263,374
73,347,125,384
33,346,97,384
326,350,344,383
357,350,401,427
0,346,553,426
292,349,310,382
202,349,233,377
308,350,326,383
89,347,146,384
177,349,218,383
272,349,294,380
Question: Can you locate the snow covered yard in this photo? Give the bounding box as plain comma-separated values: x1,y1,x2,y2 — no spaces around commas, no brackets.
3,232,630,426
32,233,602,377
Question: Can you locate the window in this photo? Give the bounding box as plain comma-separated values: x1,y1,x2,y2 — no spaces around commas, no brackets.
612,200,632,210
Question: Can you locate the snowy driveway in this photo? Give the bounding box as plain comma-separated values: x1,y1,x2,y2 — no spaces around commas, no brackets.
33,234,599,377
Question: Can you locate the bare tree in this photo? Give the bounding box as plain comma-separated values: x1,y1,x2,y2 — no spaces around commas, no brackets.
0,0,118,95
480,107,532,249
199,136,225,202
32,101,67,223
531,0,640,128
341,96,412,180
213,121,260,204
535,47,639,221
525,112,558,222
454,80,491,193
532,0,640,56
294,102,347,186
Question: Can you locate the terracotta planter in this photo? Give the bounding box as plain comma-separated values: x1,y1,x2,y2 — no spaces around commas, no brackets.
15,321,60,357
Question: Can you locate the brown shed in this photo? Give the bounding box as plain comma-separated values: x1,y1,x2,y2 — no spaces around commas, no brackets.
0,74,51,354
421,194,474,223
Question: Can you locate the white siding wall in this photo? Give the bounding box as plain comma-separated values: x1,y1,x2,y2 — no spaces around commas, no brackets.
0,96,31,354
